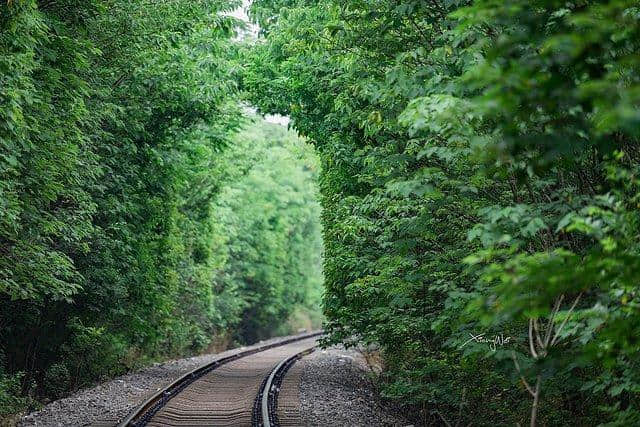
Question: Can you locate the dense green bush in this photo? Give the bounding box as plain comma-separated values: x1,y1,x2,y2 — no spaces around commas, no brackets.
0,371,28,418
245,0,640,425
1,0,242,406
42,364,70,401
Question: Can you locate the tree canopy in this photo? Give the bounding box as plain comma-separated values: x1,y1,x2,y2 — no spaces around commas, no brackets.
1,0,322,416
2,0,639,425
244,0,640,425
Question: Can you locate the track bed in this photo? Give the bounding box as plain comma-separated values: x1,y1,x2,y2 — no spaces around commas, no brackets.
128,336,319,427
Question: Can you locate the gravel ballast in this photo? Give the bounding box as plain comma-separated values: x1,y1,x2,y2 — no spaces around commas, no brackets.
299,347,412,426
18,333,314,427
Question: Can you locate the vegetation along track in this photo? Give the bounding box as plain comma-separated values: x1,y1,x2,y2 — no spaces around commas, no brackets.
118,332,321,427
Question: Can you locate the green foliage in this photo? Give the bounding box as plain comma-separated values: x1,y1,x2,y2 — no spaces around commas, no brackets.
42,364,70,400
214,119,324,342
0,371,28,418
1,0,96,303
245,0,640,425
0,0,323,418
4,0,638,424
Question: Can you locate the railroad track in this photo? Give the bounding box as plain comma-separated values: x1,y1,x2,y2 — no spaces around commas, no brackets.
117,332,321,427
253,346,316,427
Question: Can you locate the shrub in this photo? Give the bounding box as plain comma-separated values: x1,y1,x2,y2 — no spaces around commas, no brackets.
42,364,70,400
0,372,28,419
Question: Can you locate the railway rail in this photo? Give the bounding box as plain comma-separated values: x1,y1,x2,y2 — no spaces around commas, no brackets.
117,331,321,427
253,346,316,427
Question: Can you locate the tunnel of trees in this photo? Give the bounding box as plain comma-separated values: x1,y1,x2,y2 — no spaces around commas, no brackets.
0,0,323,415
2,0,640,425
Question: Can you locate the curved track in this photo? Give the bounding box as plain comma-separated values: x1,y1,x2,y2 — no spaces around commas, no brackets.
119,333,319,427
256,346,315,427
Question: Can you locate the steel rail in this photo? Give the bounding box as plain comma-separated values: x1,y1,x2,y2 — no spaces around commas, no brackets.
257,346,316,427
118,331,322,427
